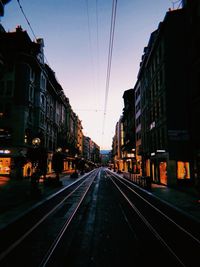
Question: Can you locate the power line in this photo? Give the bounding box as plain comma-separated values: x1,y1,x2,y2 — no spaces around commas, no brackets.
16,0,72,111
16,0,37,40
102,0,117,136
171,0,182,9
85,0,98,104
85,0,93,61
95,0,100,87
16,0,51,66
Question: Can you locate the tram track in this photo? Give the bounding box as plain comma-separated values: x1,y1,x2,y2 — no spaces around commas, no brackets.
106,170,200,267
0,168,199,267
0,169,100,267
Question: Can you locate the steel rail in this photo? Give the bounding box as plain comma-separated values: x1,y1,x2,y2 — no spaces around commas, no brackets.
106,170,200,244
0,169,99,262
39,168,100,267
108,172,187,266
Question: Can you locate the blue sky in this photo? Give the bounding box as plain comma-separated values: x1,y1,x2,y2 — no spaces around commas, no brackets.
1,0,180,150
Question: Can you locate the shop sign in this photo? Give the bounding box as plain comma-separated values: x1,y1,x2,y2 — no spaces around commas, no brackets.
0,149,11,154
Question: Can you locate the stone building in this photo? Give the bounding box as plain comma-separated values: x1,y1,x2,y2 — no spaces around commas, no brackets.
0,25,94,177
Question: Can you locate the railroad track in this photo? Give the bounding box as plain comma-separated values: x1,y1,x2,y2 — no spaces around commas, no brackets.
0,168,100,267
105,170,200,267
1,168,199,266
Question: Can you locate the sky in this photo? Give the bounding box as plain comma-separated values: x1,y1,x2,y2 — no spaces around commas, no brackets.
1,0,180,150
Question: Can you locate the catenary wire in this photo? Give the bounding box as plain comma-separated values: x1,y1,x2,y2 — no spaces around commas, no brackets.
15,0,77,114
85,0,100,116
15,0,105,142
16,0,50,65
102,0,117,137
16,0,37,40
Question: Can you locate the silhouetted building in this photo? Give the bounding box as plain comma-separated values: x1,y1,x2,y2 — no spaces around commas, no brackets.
121,88,136,172
0,25,98,177
0,25,46,177
135,8,191,186
184,0,200,180
112,116,123,172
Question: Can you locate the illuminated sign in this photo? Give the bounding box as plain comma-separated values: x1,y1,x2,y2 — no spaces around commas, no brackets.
0,149,11,154
127,153,135,158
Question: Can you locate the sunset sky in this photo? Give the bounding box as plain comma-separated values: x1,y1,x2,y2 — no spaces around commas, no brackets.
1,0,181,150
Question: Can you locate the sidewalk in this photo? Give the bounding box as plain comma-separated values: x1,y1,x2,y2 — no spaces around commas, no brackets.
0,172,76,230
150,183,200,222
119,171,200,223
0,171,200,231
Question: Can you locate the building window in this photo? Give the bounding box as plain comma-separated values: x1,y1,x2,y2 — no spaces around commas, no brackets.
136,116,141,127
136,101,140,113
41,94,45,106
159,161,167,185
29,85,34,102
40,73,46,90
177,161,190,179
0,158,11,175
30,68,35,82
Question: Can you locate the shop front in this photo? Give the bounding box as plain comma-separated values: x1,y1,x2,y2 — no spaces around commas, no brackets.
150,150,168,185
0,150,11,175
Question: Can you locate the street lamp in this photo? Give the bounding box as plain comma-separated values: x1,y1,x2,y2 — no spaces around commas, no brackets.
30,137,41,196
71,154,78,178
52,148,64,184
32,138,41,147
75,154,78,173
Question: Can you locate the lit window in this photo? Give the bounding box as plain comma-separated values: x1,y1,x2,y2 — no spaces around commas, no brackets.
177,161,190,179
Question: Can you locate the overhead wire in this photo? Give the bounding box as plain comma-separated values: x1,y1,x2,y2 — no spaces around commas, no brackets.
85,0,101,117
85,0,97,97
102,0,117,136
15,0,73,112
16,0,117,148
16,0,37,40
16,0,50,65
85,0,93,67
95,0,100,90
95,0,101,109
171,0,182,9
16,0,102,125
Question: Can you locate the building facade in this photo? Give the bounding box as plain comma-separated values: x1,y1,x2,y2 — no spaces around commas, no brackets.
121,88,136,173
0,25,99,177
112,116,123,172
112,4,198,188
137,9,192,186
184,0,200,181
